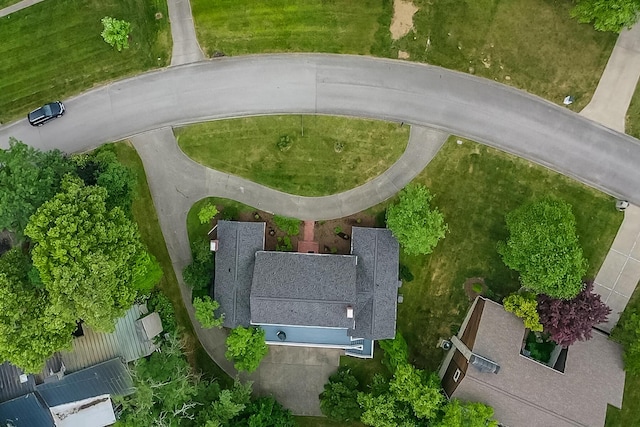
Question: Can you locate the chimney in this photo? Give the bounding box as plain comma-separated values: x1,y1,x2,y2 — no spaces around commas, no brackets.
346,305,354,319
210,240,219,251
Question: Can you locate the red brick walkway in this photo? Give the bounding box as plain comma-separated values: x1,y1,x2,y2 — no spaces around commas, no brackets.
297,220,319,253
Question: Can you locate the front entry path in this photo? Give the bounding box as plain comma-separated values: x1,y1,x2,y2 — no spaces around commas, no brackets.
131,124,448,414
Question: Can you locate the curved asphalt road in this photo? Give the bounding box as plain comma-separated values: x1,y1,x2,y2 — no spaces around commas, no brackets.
2,53,640,203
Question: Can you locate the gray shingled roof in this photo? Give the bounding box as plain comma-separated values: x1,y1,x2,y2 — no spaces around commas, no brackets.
453,298,625,427
350,227,400,340
36,358,135,407
0,393,54,427
214,221,265,328
251,252,357,328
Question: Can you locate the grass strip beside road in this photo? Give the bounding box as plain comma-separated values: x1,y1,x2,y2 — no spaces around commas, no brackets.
176,116,409,196
112,141,232,386
0,0,170,124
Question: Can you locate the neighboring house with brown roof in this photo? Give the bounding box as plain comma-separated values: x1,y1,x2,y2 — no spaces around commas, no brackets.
438,297,625,427
214,221,401,358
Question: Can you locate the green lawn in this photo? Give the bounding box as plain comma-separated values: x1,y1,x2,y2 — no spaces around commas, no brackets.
605,286,640,426
190,0,614,110
395,137,622,370
395,0,616,111
0,0,170,124
191,0,392,57
176,116,409,196
112,141,232,387
625,80,640,139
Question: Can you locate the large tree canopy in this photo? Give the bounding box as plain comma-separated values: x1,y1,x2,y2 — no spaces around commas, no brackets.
0,249,76,372
386,184,447,256
498,199,587,300
537,282,610,347
0,139,73,237
25,176,160,332
571,0,640,32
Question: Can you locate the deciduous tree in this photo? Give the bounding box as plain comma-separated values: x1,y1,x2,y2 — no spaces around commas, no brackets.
571,0,640,32
198,203,219,225
225,326,268,373
25,176,160,332
386,184,447,255
537,282,610,347
0,249,76,372
194,296,224,329
498,199,587,300
435,399,498,427
389,364,444,420
319,367,362,421
379,332,409,372
101,17,131,51
612,307,640,374
503,293,543,332
0,139,73,238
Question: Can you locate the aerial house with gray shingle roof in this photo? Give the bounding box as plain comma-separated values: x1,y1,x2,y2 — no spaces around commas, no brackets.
214,221,401,358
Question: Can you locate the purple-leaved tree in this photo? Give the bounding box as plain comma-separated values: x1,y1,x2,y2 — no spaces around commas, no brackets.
537,282,611,347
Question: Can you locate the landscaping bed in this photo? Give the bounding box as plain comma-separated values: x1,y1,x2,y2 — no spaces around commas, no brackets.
176,115,409,197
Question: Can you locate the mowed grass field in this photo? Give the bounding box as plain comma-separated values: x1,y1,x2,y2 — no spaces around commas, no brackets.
0,0,171,124
191,0,392,56
191,0,615,110
395,137,621,370
176,116,409,196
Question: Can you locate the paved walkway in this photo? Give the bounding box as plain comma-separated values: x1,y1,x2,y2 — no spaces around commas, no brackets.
0,0,43,17
580,24,640,132
167,0,205,66
580,24,640,331
130,125,448,414
595,206,640,331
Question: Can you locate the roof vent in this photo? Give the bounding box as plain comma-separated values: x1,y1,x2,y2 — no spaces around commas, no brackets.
210,240,219,251
19,374,28,384
438,339,452,351
276,331,286,341
469,354,500,374
346,305,354,319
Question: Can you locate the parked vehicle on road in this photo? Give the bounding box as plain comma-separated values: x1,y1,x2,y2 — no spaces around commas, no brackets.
28,101,65,126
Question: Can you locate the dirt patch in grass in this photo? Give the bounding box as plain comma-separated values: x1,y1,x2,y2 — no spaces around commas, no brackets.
390,0,418,40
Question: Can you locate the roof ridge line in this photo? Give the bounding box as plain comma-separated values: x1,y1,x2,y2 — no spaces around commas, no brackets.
251,296,354,304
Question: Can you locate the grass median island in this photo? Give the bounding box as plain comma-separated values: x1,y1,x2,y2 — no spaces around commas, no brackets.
112,141,232,387
626,80,640,139
176,115,409,196
0,0,170,124
191,0,392,56
395,137,621,371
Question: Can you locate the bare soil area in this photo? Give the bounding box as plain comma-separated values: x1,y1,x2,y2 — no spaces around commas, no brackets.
390,0,419,40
